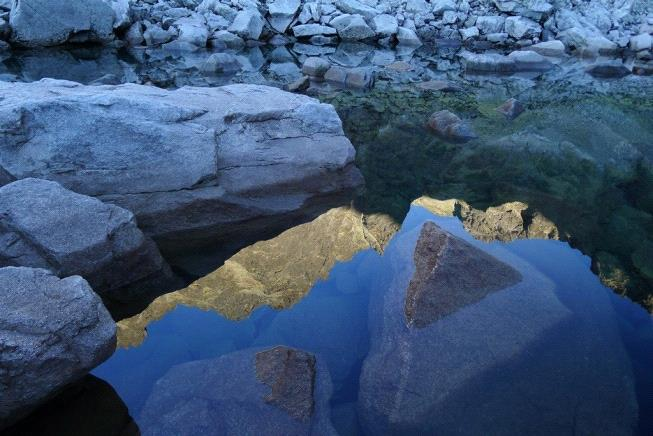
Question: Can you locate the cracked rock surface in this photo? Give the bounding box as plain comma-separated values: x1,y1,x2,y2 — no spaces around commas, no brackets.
0,267,116,430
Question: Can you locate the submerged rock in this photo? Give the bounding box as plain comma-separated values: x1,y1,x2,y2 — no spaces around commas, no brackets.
0,80,362,250
0,178,173,298
0,267,116,429
427,110,477,143
496,97,526,120
405,222,522,327
10,0,116,47
139,347,336,435
586,61,632,78
358,220,638,435
117,207,399,346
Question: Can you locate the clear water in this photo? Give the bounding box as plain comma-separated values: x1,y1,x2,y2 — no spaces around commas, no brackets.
3,44,653,435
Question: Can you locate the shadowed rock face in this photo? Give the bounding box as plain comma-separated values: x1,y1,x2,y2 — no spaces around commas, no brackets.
255,346,316,422
0,267,116,430
405,221,522,327
139,347,336,436
3,375,138,436
0,178,175,299
117,207,399,347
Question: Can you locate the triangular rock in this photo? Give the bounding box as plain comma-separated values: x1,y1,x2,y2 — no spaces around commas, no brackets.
405,222,522,327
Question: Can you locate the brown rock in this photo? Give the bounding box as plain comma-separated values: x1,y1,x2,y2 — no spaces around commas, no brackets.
255,346,316,421
405,221,522,327
496,98,525,120
427,110,477,143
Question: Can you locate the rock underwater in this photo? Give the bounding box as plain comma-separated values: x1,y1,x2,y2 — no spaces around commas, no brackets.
0,79,362,250
139,346,336,436
0,267,116,430
358,220,638,435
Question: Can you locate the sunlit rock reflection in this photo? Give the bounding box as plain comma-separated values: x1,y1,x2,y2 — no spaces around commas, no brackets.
117,207,399,347
413,197,559,242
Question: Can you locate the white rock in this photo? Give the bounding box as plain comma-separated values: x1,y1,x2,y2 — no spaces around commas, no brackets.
372,14,398,37
630,33,652,52
397,26,422,46
505,16,542,40
228,9,264,40
530,40,566,57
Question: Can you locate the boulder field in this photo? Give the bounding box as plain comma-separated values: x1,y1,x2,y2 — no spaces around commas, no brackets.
0,79,362,250
0,0,650,59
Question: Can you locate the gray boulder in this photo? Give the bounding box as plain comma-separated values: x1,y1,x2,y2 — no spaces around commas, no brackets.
228,9,264,40
460,51,517,73
0,178,173,298
0,267,116,429
334,0,379,20
505,16,542,40
508,50,554,71
586,61,632,78
268,0,301,33
0,80,362,249
293,24,337,37
476,16,505,34
529,40,566,57
10,0,116,47
302,56,331,77
139,346,336,435
372,14,398,37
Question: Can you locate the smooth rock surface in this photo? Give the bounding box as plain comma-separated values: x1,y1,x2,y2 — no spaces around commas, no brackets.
0,178,172,297
0,267,116,429
139,347,336,435
0,80,361,249
427,110,477,143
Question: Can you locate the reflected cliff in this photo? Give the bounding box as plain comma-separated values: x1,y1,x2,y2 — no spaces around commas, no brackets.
324,82,653,311
117,207,399,347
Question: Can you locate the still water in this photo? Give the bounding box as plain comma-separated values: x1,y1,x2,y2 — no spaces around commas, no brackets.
3,44,653,435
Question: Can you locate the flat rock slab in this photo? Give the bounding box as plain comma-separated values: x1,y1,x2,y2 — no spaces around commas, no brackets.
139,347,336,435
0,80,361,249
0,178,171,297
0,267,116,429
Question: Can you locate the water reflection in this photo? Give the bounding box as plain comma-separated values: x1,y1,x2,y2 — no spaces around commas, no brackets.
94,206,653,435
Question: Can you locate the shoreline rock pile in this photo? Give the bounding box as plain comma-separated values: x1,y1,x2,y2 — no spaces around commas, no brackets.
0,0,649,61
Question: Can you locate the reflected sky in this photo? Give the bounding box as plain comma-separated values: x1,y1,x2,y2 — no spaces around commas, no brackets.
94,206,653,435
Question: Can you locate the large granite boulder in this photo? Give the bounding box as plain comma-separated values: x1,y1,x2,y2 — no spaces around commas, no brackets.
139,346,336,435
9,0,116,47
0,80,362,250
0,178,173,298
358,217,638,435
0,267,116,429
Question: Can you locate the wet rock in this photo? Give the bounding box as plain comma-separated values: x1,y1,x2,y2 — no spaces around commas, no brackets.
228,9,264,40
427,110,477,143
211,30,245,49
200,52,241,73
0,178,173,298
358,217,638,435
0,80,361,250
405,222,522,327
10,0,115,47
460,51,516,73
586,61,632,78
302,56,331,77
529,39,566,57
139,347,336,435
255,346,316,421
116,207,398,346
0,267,116,429
508,50,554,71
416,80,463,92
285,75,310,92
324,65,375,89
496,97,526,120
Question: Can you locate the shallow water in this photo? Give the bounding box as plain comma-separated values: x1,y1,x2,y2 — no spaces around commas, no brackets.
3,44,653,435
